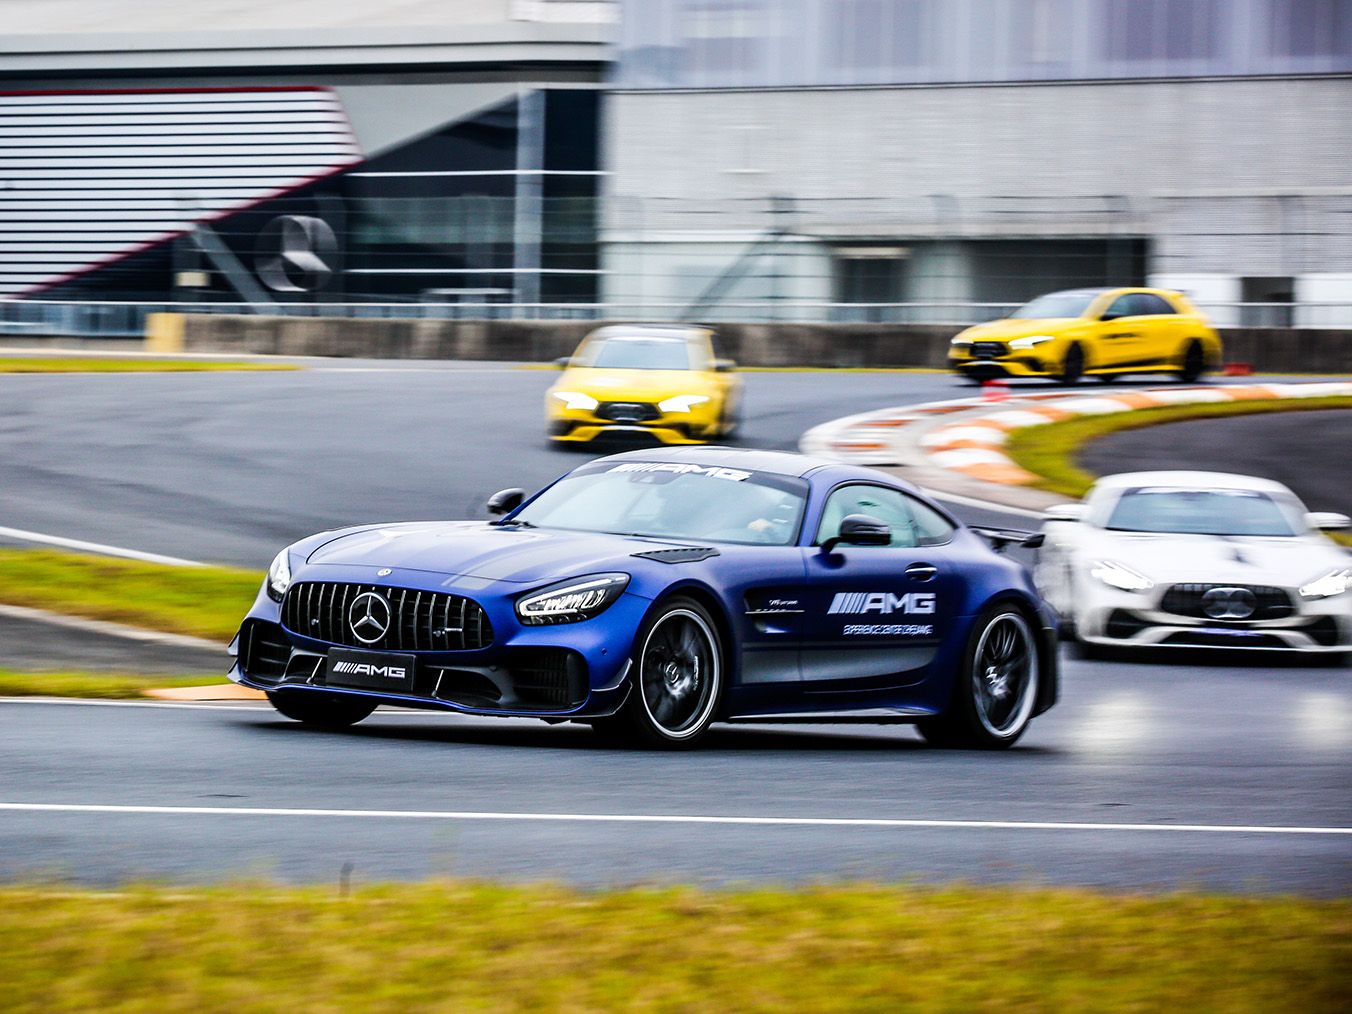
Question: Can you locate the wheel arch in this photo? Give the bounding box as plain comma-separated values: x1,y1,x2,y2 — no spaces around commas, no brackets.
636,580,739,692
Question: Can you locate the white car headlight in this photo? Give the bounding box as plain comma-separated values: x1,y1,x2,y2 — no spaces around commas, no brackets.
1090,559,1154,593
657,394,711,413
1009,334,1057,350
1299,568,1351,600
517,573,629,625
266,549,293,602
551,391,599,411
950,336,973,346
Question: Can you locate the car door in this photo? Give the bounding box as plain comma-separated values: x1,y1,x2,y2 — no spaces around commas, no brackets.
1132,292,1185,368
1093,292,1147,369
798,483,966,692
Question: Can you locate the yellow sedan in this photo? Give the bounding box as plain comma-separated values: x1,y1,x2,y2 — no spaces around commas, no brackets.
546,325,743,445
948,287,1222,384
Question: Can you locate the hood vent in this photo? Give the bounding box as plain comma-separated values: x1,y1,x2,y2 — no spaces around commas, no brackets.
632,547,720,564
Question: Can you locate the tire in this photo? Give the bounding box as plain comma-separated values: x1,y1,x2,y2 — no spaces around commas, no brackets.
591,597,726,749
719,395,743,441
1178,341,1206,383
918,606,1040,750
1057,344,1085,385
267,690,377,728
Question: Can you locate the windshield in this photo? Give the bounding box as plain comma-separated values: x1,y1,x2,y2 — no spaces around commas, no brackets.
1009,292,1098,319
1105,488,1300,537
582,336,696,371
514,461,808,546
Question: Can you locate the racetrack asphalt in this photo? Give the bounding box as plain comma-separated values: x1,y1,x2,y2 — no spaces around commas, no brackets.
0,363,1349,892
1079,407,1352,513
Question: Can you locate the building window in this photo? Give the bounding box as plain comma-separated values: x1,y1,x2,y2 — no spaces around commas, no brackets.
1270,0,1352,57
680,0,767,77
827,0,930,70
1104,0,1219,61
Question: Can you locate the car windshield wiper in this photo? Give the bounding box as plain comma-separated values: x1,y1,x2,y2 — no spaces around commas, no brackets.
493,518,535,529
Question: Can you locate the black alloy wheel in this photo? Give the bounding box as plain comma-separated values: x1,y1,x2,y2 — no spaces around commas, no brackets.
592,597,725,749
267,691,377,728
1178,341,1206,383
1057,344,1085,385
918,607,1040,749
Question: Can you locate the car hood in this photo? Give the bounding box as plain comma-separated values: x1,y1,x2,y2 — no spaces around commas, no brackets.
553,367,720,400
1090,531,1344,587
958,318,1079,341
305,521,680,585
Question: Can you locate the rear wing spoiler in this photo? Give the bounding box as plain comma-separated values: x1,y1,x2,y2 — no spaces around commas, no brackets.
970,527,1045,553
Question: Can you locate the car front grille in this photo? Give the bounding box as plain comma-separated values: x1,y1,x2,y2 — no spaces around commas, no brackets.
282,582,492,651
1158,584,1294,621
971,342,1007,360
597,401,661,423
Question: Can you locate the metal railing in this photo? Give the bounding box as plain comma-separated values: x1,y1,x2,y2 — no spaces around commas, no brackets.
4,298,1350,340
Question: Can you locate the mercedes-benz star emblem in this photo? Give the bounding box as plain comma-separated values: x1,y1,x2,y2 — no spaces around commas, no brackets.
1201,586,1257,620
348,591,392,644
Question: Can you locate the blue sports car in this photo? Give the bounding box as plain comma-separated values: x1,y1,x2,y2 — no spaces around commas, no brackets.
229,447,1058,749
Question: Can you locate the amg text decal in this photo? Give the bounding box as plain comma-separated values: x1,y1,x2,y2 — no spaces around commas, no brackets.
608,462,750,482
827,592,936,615
332,661,407,680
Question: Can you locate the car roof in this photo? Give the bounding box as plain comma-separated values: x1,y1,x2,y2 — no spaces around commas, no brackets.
1092,470,1296,495
598,445,838,479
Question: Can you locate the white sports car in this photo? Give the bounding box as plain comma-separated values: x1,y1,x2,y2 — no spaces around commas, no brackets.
1036,471,1351,656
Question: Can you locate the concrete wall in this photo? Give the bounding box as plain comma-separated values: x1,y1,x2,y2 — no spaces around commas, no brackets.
178,314,1352,374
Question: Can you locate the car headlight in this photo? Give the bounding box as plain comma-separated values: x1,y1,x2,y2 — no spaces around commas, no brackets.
1090,559,1154,592
1009,334,1056,350
266,549,293,602
950,336,972,346
516,573,630,625
551,391,599,411
657,394,711,413
1299,568,1351,600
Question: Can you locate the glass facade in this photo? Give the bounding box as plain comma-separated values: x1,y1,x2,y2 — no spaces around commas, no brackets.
616,0,1352,88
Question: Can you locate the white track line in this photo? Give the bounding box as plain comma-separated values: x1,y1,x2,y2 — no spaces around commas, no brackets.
0,526,205,567
0,801,1345,836
0,604,223,649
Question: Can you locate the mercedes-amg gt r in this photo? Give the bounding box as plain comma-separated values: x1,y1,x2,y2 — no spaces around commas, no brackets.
230,447,1059,748
1036,471,1352,656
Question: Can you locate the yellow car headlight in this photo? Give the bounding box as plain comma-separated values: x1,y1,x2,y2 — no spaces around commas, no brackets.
1009,335,1057,350
551,391,599,411
657,394,711,413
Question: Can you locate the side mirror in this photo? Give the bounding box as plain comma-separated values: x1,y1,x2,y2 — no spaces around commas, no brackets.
554,356,572,369
712,358,736,373
821,513,891,554
1308,511,1351,531
1043,504,1086,523
487,488,525,516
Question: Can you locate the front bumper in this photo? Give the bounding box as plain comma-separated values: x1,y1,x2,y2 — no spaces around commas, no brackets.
1075,586,1351,653
228,574,649,718
948,352,1053,379
546,401,724,444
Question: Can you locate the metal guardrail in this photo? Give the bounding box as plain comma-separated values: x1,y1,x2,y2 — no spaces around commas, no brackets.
2,299,1352,339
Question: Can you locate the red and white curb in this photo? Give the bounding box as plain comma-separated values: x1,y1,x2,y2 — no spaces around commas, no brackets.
802,381,1352,487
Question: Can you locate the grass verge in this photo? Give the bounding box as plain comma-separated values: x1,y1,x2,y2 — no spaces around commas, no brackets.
1005,395,1352,548
0,549,260,642
0,881,1346,1011
0,356,296,373
0,669,223,699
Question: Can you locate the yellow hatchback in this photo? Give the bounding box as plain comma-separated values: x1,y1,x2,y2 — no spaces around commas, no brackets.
546,324,743,445
948,287,1222,384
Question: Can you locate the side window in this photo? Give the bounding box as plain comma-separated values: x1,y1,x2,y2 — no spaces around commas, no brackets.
815,485,956,549
1102,294,1136,319
1136,293,1176,316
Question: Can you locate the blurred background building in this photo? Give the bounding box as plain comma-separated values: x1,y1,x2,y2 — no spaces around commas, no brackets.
2,0,1351,331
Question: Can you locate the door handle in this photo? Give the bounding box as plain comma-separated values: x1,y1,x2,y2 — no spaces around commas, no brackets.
906,563,938,582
